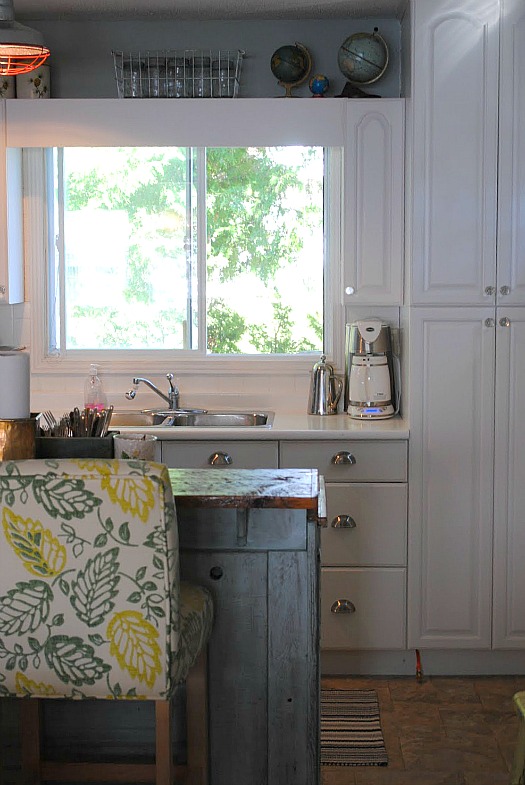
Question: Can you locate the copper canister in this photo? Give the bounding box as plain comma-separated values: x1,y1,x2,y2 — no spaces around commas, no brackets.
0,418,36,460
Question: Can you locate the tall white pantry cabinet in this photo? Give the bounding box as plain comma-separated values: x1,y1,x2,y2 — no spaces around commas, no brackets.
408,0,525,651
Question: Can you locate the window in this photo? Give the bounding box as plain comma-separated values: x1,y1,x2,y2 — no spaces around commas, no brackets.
27,144,341,367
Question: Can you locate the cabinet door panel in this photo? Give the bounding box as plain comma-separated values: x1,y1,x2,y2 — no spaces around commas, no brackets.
343,99,404,305
410,0,499,305
162,440,278,469
280,439,407,482
322,483,407,567
493,308,525,647
321,567,406,649
408,309,495,648
497,0,525,305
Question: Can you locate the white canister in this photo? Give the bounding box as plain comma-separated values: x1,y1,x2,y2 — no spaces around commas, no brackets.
0,77,15,98
0,351,30,419
16,65,51,99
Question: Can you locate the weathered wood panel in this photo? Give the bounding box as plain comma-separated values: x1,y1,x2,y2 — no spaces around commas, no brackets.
181,550,268,785
178,507,306,551
268,547,309,784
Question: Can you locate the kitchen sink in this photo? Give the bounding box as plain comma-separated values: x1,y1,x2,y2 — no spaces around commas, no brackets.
111,410,274,428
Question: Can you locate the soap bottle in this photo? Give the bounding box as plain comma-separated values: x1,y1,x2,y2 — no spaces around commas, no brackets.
84,364,107,411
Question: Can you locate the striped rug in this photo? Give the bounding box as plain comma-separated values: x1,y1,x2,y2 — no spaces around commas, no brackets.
321,688,388,766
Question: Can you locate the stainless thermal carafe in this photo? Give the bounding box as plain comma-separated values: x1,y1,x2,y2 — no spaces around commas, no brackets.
308,355,343,415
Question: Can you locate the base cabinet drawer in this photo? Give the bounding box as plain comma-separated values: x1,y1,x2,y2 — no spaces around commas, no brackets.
162,440,279,468
280,440,407,482
322,483,407,566
321,568,406,650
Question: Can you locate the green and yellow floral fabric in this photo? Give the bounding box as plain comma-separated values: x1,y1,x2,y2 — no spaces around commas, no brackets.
0,459,212,701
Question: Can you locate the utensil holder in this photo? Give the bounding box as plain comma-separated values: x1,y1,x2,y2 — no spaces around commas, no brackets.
0,418,36,460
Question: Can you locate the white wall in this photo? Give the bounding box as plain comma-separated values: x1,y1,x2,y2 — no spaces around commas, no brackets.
22,17,401,99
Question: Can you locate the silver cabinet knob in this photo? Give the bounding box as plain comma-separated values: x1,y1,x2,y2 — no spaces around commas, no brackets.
345,285,355,295
484,318,495,328
500,285,511,296
484,286,496,296
499,317,511,328
331,599,356,614
331,515,357,529
331,451,356,465
208,451,233,465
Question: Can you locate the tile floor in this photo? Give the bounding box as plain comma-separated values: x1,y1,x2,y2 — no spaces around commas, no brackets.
321,675,524,785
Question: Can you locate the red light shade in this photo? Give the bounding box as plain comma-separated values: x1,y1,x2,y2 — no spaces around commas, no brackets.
0,44,50,76
0,0,50,76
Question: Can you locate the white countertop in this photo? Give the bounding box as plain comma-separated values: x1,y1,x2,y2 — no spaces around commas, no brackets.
111,413,409,440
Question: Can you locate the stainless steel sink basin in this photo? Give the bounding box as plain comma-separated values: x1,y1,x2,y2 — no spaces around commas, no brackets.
111,410,274,428
111,411,158,427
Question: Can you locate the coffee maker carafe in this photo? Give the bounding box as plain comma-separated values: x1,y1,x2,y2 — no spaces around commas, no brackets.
345,319,397,419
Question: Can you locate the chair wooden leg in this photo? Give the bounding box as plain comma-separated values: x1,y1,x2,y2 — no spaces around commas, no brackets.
155,700,174,785
20,699,41,785
511,694,525,785
185,650,209,785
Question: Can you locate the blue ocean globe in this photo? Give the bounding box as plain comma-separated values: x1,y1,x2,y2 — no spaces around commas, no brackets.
338,31,389,85
271,43,311,93
309,73,329,97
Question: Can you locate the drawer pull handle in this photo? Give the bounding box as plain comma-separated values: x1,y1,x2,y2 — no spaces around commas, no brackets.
208,451,233,466
209,566,224,580
331,599,356,614
331,451,356,465
331,515,356,529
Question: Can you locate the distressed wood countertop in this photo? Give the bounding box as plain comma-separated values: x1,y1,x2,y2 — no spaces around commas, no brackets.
168,467,321,512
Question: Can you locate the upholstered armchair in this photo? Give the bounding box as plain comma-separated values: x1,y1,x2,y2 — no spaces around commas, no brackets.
0,458,213,785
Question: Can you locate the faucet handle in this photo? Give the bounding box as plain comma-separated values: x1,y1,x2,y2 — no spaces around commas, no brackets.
166,373,179,394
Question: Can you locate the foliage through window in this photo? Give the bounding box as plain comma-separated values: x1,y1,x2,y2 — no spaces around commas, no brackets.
47,145,327,356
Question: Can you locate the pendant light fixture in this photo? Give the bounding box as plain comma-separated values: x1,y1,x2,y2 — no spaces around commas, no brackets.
0,0,49,76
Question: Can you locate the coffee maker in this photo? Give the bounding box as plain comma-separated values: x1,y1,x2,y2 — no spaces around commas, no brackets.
345,319,397,419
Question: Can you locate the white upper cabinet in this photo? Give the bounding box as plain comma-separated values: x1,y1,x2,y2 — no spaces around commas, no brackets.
0,103,23,305
3,97,405,310
497,0,525,305
343,99,404,306
409,0,500,305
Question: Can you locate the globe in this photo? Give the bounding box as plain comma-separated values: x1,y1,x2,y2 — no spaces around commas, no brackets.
309,73,329,97
338,31,389,85
270,43,312,97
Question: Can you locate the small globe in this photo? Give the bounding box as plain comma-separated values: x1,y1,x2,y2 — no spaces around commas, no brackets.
309,73,329,97
338,31,389,85
271,44,311,87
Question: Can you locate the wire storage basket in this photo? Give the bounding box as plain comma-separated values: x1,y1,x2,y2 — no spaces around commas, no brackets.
113,49,245,98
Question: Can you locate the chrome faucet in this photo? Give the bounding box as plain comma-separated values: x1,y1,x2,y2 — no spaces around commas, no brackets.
126,373,179,409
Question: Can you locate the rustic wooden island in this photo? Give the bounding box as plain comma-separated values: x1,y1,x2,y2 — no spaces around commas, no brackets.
1,467,323,785
172,468,323,785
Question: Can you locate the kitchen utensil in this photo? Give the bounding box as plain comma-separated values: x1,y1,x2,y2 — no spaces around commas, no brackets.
307,355,343,415
113,433,158,460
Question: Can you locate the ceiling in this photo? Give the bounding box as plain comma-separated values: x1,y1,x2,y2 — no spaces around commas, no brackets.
14,0,407,21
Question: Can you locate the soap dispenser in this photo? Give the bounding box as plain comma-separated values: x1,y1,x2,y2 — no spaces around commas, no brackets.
84,364,107,411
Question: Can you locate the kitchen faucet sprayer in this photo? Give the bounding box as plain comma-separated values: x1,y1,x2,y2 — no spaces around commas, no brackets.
125,373,179,409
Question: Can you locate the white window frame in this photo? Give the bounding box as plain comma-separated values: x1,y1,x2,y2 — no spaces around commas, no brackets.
26,144,344,377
